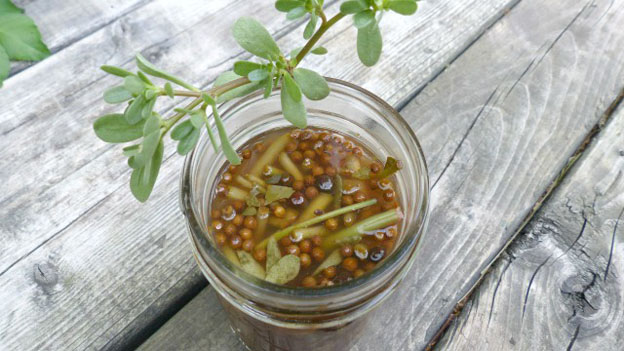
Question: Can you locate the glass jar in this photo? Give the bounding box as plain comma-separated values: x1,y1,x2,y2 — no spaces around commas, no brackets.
180,78,429,351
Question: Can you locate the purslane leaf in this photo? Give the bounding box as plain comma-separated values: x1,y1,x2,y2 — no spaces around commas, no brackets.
141,97,156,119
136,129,161,167
135,54,198,92
210,104,242,165
275,0,304,12
280,79,307,128
164,82,174,98
0,46,9,86
103,85,133,104
0,0,23,13
310,46,328,55
340,0,368,14
387,0,418,15
93,114,145,143
303,13,317,40
293,68,329,101
100,65,134,78
248,68,269,82
143,113,161,136
124,95,147,125
0,13,50,61
282,73,301,102
171,120,194,141
357,21,382,67
286,7,307,20
190,110,205,128
233,61,263,76
177,128,200,155
123,75,145,94
232,17,282,60
130,141,163,202
353,9,375,28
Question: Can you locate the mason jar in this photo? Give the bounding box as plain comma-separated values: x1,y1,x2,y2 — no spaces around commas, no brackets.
180,78,429,351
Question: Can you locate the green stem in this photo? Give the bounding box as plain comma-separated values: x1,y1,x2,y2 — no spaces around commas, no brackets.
322,208,403,250
295,12,345,64
255,199,377,250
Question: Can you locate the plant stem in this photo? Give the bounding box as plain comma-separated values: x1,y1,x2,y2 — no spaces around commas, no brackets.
171,90,201,97
322,208,403,249
255,199,377,250
295,12,345,64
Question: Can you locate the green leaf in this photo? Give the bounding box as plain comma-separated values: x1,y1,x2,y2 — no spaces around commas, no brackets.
293,68,329,101
246,186,262,207
340,0,368,14
136,129,161,167
143,113,161,136
164,82,174,98
275,0,304,12
0,0,23,13
289,47,302,59
0,13,50,61
286,7,307,20
310,46,328,55
263,70,273,99
353,9,375,28
130,141,163,202
242,207,257,216
122,144,140,157
210,104,242,165
176,128,199,155
357,22,382,67
376,156,401,179
233,61,263,76
124,95,147,125
236,251,266,279
201,92,216,106
282,73,301,102
265,255,300,284
124,75,146,95
170,120,194,140
100,65,133,78
144,89,157,100
141,97,156,119
313,249,342,275
93,114,145,143
280,79,307,129
0,46,9,86
387,0,417,15
265,185,295,204
248,68,269,82
103,85,132,104
213,71,263,103
232,17,281,60
190,110,204,129
135,54,198,92
266,237,281,272
303,14,317,40
137,71,154,85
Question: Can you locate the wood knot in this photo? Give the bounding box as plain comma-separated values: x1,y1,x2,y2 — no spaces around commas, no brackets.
33,263,58,289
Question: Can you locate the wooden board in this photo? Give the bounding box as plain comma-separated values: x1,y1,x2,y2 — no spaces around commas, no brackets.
435,93,624,350
9,0,148,76
0,0,518,349
138,0,624,350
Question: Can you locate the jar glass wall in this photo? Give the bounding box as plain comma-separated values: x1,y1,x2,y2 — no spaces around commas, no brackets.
180,79,429,351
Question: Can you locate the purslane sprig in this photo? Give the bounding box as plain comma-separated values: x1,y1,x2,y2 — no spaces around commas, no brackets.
93,0,419,202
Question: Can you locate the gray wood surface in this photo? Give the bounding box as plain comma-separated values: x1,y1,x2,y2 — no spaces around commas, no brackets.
0,0,520,349
139,0,624,350
436,93,624,349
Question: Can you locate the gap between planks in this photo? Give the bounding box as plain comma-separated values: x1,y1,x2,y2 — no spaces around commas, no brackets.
425,86,624,350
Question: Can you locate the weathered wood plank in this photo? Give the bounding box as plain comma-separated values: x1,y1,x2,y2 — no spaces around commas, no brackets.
139,0,624,350
0,0,517,349
436,97,624,350
9,0,149,75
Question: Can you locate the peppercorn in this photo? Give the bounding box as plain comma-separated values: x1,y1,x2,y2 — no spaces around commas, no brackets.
233,200,245,211
244,216,257,229
291,151,303,162
342,195,354,206
254,142,265,152
352,147,363,156
354,269,365,278
382,201,398,210
302,158,313,169
354,243,368,260
242,239,254,252
299,239,312,253
325,166,337,176
312,165,324,176
212,220,224,231
301,130,313,140
370,162,381,173
311,247,325,262
305,186,319,199
293,180,304,191
229,235,242,249
354,191,367,203
386,226,397,238
374,231,385,241
285,142,297,152
222,205,235,220
304,150,316,159
298,141,310,150
378,178,391,190
280,236,292,247
211,209,221,219
311,235,322,247
257,206,270,219
369,247,385,262
232,214,243,227
240,228,253,241
342,257,358,272
304,175,315,186
363,261,376,271
316,175,333,192
286,244,300,256
224,223,237,236
340,245,353,257
383,189,395,202
318,277,330,287
228,165,238,173
325,218,339,231
273,205,286,218
323,266,337,279
300,253,312,268
241,149,252,159
290,129,302,139
215,232,227,246
222,172,232,182
253,249,266,262
301,275,316,287
343,212,356,227
290,192,305,206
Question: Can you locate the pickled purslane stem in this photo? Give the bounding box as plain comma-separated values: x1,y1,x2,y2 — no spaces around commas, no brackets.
255,199,377,250
322,208,403,250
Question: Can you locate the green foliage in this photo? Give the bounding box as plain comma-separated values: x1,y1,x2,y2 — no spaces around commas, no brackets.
94,0,420,202
0,0,50,86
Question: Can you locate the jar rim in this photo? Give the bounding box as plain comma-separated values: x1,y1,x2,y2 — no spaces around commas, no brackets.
180,78,429,302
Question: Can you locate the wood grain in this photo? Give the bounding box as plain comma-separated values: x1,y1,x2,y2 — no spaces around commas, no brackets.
436,89,624,350
0,0,518,349
139,0,624,350
9,0,149,76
